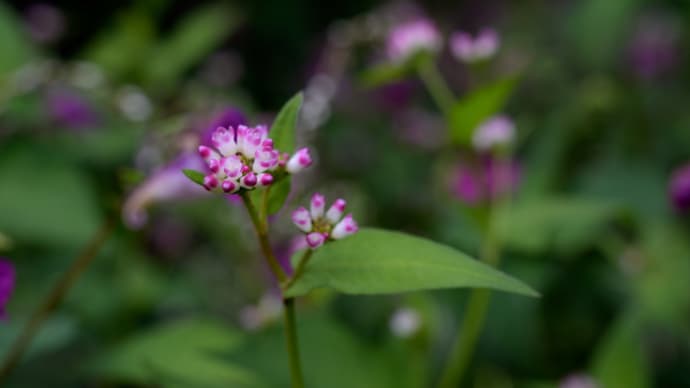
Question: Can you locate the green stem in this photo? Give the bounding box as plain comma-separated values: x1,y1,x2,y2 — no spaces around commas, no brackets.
416,59,455,118
437,153,511,388
283,298,305,388
0,220,115,382
240,191,304,387
240,192,287,283
283,250,313,290
437,213,499,388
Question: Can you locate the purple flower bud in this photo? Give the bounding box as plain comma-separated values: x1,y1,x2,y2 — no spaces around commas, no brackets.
221,179,238,193
258,173,274,187
310,193,326,219
286,148,313,173
387,18,442,63
331,214,358,240
292,207,312,233
326,199,346,224
203,174,219,190
212,127,237,156
306,232,326,249
472,115,515,152
0,259,14,319
450,28,500,63
221,155,243,179
241,172,257,188
669,162,690,213
46,89,100,129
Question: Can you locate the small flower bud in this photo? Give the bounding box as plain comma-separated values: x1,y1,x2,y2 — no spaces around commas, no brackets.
286,148,312,173
310,193,325,219
325,199,346,224
292,207,312,233
241,172,257,188
211,127,237,155
203,174,218,191
221,179,238,193
331,214,358,240
221,155,243,179
306,232,326,249
258,173,274,187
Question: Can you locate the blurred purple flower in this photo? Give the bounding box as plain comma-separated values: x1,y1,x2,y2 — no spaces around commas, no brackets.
375,80,415,112
199,107,247,147
122,153,207,229
559,373,598,388
24,3,65,44
0,259,15,320
628,15,680,80
450,28,500,63
669,162,690,213
472,115,515,151
46,89,99,129
451,156,520,205
387,18,442,63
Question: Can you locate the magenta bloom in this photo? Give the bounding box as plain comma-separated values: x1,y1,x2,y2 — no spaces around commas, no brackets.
292,194,358,249
472,115,515,151
628,15,679,80
387,18,442,63
46,89,99,129
0,259,15,319
451,157,520,205
669,162,690,213
450,28,500,63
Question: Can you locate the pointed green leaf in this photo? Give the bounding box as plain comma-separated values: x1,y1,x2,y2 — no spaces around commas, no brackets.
182,169,206,186
271,92,303,152
284,228,538,297
450,76,519,145
144,3,242,89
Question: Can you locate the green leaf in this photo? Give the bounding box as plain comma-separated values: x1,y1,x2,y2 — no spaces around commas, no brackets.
359,62,410,87
498,197,621,255
0,3,34,76
266,178,291,215
449,76,519,145
0,146,101,247
592,312,650,388
144,3,242,90
183,169,206,186
83,9,156,79
271,92,303,152
87,319,263,387
284,228,538,297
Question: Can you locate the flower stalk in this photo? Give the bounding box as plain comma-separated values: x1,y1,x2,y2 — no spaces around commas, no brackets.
0,220,114,382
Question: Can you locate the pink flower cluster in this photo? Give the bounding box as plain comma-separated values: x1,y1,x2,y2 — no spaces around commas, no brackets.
198,125,312,193
292,194,358,249
450,28,500,63
387,18,442,63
